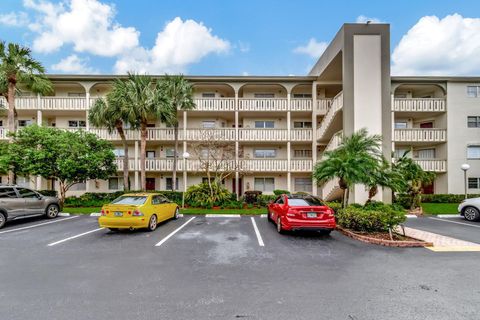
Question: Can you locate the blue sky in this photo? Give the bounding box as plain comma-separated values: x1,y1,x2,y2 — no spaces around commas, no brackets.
1,0,480,76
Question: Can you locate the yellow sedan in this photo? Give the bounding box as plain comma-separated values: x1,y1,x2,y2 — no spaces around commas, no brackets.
98,193,179,232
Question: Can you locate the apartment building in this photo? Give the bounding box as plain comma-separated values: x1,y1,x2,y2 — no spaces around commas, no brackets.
1,23,479,203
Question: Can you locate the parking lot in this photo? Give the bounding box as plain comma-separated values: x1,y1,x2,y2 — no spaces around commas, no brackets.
1,215,480,320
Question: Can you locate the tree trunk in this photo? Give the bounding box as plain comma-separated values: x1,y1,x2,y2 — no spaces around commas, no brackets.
172,125,179,191
7,76,16,184
59,181,67,208
366,186,378,205
140,122,147,191
116,122,129,191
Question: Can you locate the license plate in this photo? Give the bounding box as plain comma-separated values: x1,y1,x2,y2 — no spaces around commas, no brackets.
114,211,123,217
306,212,317,218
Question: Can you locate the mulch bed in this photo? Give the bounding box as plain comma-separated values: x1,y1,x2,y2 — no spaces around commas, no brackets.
337,226,433,247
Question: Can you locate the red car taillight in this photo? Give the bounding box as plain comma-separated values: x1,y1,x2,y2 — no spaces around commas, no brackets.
101,209,106,216
132,209,144,216
326,208,335,217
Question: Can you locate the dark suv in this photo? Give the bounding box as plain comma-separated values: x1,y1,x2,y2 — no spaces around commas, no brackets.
0,186,61,229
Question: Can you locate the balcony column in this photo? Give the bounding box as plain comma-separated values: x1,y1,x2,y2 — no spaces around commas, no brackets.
85,91,90,130
287,92,292,192
134,141,139,190
234,91,240,200
391,93,395,154
311,82,318,195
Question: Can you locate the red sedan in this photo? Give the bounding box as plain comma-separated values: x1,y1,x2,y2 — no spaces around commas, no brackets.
267,194,336,235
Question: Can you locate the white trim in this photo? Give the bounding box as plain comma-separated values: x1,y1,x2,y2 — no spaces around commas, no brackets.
434,214,461,218
251,217,265,247
47,228,104,246
205,214,241,218
428,217,480,228
155,217,196,247
0,216,79,235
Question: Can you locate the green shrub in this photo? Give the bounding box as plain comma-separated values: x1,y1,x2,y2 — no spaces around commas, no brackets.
337,204,406,232
257,194,277,206
421,194,480,203
325,201,342,214
38,190,58,197
185,182,232,208
273,189,290,195
244,191,262,204
63,190,184,207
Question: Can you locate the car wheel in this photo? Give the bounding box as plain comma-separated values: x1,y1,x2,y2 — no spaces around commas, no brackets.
0,212,6,229
267,211,272,222
277,217,285,234
45,204,59,219
463,206,480,221
147,214,157,232
172,207,180,220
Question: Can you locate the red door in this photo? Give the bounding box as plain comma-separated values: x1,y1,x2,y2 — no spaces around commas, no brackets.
420,122,433,128
422,182,434,194
146,178,156,191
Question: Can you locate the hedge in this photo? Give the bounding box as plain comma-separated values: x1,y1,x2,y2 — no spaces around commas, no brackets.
64,191,183,207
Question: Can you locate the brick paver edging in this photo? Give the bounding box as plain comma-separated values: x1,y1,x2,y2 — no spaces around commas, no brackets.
336,226,433,247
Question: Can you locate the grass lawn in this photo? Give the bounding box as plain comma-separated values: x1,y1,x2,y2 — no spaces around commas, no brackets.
421,203,459,215
63,207,267,215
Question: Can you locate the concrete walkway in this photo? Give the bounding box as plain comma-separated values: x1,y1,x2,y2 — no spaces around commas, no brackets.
401,226,480,252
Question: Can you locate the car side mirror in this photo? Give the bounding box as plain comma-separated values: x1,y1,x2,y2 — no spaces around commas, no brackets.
36,193,43,200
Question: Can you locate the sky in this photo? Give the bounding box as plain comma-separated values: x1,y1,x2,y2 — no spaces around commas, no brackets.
1,0,480,76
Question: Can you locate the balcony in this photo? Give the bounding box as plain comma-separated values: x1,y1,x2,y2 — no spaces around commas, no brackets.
414,159,447,172
238,98,288,111
193,98,236,111
316,92,343,141
316,99,332,115
115,159,313,172
393,129,446,143
393,98,446,112
14,97,89,110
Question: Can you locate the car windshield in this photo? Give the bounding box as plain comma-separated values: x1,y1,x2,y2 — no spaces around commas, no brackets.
111,196,147,205
288,197,325,206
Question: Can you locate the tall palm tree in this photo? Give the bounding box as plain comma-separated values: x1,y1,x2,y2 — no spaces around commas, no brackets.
0,42,52,183
313,129,383,208
157,75,195,191
364,157,406,204
89,80,136,191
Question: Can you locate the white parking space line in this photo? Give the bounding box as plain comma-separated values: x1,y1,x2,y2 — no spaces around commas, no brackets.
251,217,265,247
0,216,79,235
155,217,196,247
47,228,104,246
429,217,480,228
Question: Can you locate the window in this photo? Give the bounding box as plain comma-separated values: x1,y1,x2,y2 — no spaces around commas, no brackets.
468,116,480,128
70,182,86,191
467,86,480,98
16,176,29,187
294,149,312,158
166,178,179,190
275,196,284,204
293,121,312,128
468,178,480,189
254,178,275,192
202,121,216,129
165,148,175,158
0,120,3,127
17,188,38,198
112,196,147,205
394,148,410,159
394,121,408,129
202,92,216,98
108,178,124,190
18,120,33,127
415,148,435,159
67,92,86,97
146,151,156,159
147,123,156,128
254,120,274,128
113,149,125,157
68,120,86,128
254,93,275,98
467,146,480,159
294,178,312,192
254,149,276,158
293,93,312,98
288,196,323,206
0,188,17,198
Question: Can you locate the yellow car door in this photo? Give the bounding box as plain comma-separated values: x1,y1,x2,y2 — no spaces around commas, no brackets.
158,195,176,222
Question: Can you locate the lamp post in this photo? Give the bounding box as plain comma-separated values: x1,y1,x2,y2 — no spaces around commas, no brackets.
461,163,470,200
181,151,190,208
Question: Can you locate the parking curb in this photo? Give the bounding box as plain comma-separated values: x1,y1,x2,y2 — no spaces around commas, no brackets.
58,212,71,217
205,214,241,218
90,212,101,217
434,214,461,218
405,214,418,218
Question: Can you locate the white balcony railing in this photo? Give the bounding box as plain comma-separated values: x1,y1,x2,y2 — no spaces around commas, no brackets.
317,92,343,140
115,159,313,172
393,129,447,142
193,98,236,111
316,99,332,115
322,178,340,201
324,130,343,153
238,98,288,111
290,99,313,111
393,98,446,112
290,129,313,141
182,128,236,141
238,129,288,141
414,159,447,172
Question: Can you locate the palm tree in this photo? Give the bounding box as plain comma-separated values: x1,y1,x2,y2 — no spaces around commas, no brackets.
364,157,406,204
0,42,52,183
89,79,136,191
392,151,436,210
157,75,195,191
313,129,383,208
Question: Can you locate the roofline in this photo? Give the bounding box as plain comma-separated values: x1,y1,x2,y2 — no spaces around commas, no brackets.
391,76,480,82
45,74,317,83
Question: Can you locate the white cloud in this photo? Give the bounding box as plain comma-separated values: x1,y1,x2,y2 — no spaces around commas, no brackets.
114,17,230,74
293,38,328,58
24,0,139,56
356,15,384,24
51,54,98,74
0,11,29,27
392,14,480,75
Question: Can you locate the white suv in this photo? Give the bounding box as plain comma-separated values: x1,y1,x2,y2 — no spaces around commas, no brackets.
458,198,480,222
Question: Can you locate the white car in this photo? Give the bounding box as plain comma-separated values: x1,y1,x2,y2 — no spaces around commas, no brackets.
458,198,480,222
